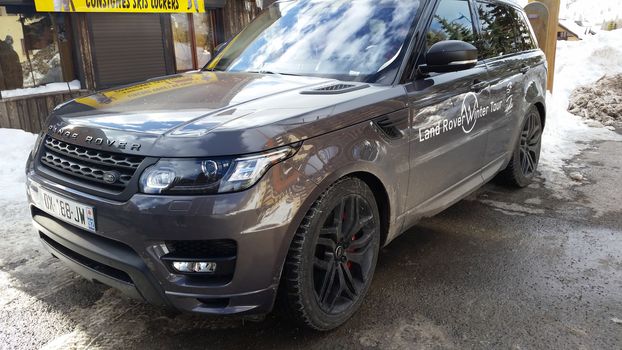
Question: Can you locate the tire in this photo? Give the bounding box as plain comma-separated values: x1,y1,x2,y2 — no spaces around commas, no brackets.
281,177,381,331
498,106,543,188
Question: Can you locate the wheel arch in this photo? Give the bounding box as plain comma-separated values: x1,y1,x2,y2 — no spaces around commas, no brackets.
534,101,546,128
273,168,393,314
347,171,391,247
280,166,394,276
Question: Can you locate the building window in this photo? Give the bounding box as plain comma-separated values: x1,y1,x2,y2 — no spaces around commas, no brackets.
0,6,77,97
557,31,568,40
171,12,216,72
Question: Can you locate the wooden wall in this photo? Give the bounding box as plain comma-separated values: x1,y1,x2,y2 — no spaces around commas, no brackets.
221,0,276,40
0,91,90,133
0,0,275,135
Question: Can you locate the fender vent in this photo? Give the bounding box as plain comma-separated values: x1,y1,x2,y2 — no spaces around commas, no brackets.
373,114,408,139
301,83,369,95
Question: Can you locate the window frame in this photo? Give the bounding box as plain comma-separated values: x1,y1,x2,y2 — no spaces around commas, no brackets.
472,0,538,63
407,0,483,80
517,10,539,50
0,7,77,95
169,11,220,73
425,0,479,50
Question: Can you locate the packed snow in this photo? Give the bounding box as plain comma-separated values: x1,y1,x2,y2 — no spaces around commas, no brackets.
540,30,622,197
1,80,81,99
568,74,622,126
0,129,37,204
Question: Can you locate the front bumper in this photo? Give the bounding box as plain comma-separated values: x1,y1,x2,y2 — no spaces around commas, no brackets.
26,162,312,315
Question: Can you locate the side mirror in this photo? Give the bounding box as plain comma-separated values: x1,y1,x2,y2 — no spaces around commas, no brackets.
419,40,478,74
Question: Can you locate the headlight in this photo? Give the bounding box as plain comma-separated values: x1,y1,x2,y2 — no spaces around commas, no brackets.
139,145,298,195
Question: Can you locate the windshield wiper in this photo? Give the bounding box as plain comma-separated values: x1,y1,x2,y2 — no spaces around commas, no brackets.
246,70,301,77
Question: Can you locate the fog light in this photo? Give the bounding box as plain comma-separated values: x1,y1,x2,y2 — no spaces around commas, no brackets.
172,261,217,273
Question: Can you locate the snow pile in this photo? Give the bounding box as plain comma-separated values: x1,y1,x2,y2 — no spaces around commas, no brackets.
1,80,81,99
0,129,37,204
554,30,622,106
568,74,622,126
540,29,622,196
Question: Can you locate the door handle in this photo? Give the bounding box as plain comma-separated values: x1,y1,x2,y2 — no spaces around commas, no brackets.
520,65,530,74
471,80,489,92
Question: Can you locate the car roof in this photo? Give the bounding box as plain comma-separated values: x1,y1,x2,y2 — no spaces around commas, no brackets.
477,0,525,9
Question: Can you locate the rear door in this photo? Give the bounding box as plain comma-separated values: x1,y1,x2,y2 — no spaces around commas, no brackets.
474,1,539,171
404,0,490,215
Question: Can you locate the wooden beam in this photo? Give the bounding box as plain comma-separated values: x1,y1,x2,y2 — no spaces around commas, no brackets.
529,0,560,91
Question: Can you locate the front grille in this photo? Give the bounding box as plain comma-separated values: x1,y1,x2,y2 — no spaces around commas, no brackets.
40,136,145,190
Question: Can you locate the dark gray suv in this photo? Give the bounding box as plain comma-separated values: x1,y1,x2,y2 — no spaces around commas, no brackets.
25,0,546,330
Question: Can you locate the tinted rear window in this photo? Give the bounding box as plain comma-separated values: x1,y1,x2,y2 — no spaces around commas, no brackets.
475,1,520,59
508,7,538,51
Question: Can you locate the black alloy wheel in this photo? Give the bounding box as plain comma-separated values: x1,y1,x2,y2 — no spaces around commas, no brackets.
519,110,542,177
281,177,381,330
313,194,376,314
498,106,543,187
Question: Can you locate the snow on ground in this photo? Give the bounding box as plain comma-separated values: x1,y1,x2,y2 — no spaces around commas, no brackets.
1,80,81,99
540,30,622,197
0,129,37,204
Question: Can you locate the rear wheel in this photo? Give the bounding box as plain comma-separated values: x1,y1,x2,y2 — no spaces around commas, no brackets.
498,106,543,187
281,177,380,330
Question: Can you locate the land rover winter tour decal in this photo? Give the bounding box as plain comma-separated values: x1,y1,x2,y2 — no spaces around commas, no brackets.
418,84,514,142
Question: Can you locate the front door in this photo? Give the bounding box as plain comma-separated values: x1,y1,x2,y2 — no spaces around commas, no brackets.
404,0,491,219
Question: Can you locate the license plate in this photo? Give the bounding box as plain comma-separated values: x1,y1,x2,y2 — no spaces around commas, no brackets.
37,189,96,232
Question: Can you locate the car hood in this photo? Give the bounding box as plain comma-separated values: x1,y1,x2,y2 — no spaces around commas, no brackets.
46,71,406,157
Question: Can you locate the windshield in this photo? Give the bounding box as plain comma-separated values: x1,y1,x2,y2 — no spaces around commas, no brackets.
206,0,420,84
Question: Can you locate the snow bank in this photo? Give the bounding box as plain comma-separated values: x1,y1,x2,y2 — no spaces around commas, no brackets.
554,30,622,106
568,74,622,125
0,129,37,204
540,30,622,196
1,80,81,99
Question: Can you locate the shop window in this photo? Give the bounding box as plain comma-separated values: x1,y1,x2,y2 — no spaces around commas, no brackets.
0,7,77,97
171,12,216,72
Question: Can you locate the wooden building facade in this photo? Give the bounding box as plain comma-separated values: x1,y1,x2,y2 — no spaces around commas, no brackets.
0,0,272,132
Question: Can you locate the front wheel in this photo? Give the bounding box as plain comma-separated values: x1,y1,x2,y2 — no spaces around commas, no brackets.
281,177,381,331
498,106,543,188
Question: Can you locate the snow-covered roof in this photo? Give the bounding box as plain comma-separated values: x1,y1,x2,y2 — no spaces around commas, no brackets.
558,19,594,40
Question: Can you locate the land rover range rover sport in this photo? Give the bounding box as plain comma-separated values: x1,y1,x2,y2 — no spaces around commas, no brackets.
25,0,546,330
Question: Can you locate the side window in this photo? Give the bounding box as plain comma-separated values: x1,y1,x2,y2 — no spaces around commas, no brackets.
512,9,538,51
426,0,476,48
475,1,519,59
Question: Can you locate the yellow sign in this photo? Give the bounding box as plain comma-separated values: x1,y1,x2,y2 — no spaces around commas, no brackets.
35,0,205,13
74,73,217,108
